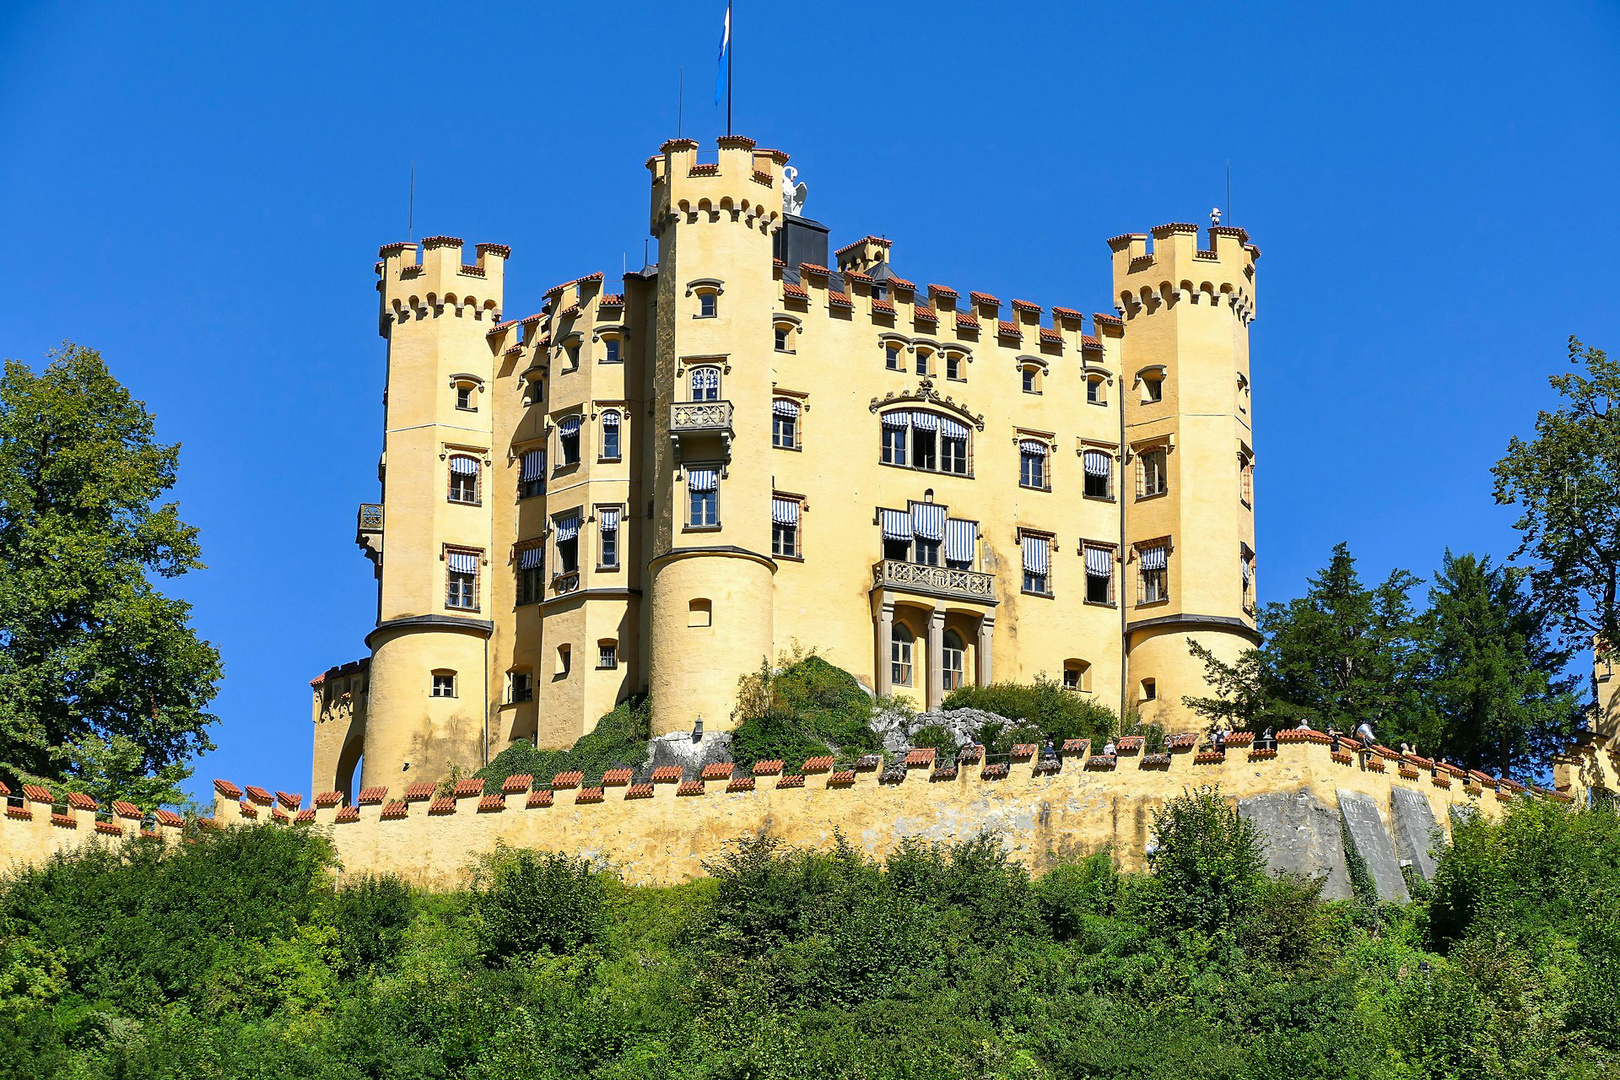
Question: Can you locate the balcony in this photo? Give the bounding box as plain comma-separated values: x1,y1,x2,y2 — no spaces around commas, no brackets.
669,399,734,461
356,503,383,569
872,559,997,605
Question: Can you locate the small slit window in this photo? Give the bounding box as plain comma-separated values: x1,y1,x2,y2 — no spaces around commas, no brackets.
688,599,712,627
431,671,457,698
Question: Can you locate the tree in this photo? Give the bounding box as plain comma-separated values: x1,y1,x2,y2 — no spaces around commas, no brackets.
1419,551,1582,775
0,344,221,807
1492,337,1620,662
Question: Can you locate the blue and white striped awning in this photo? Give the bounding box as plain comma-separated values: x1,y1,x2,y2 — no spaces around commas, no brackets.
940,417,969,440
520,449,545,481
687,467,718,493
599,507,620,529
518,546,544,570
447,551,479,573
1140,545,1167,571
555,513,580,542
772,399,800,417
1085,546,1113,575
1083,449,1111,477
910,502,945,541
1022,534,1050,574
771,498,799,525
449,455,480,475
1019,440,1048,457
880,509,912,541
944,518,976,563
558,414,581,437
880,410,909,429
910,411,939,432
602,409,621,428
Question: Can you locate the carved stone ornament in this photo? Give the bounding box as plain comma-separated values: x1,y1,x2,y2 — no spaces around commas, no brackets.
868,386,986,431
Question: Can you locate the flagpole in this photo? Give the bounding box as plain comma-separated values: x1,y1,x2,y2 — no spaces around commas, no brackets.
726,1,733,136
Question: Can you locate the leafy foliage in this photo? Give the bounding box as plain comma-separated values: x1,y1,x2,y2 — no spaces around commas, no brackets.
944,675,1119,751
728,651,879,767
476,695,650,787
2,804,1619,1077
0,343,222,808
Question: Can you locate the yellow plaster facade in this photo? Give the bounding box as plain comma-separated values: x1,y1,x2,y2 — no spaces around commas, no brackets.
311,136,1263,798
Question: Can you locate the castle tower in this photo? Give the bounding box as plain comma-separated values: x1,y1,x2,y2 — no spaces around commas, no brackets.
359,237,508,788
643,137,787,736
1111,223,1260,726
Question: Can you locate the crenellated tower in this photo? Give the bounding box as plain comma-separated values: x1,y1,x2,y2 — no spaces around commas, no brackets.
356,236,508,789
1110,222,1260,726
644,136,787,736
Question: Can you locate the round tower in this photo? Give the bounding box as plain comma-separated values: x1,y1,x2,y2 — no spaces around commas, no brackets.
1111,222,1260,728
644,136,786,736
362,237,508,787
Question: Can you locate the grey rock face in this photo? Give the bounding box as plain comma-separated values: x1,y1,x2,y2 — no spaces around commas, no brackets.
647,731,734,780
1337,789,1410,901
1389,786,1443,881
870,707,1016,753
1238,789,1352,900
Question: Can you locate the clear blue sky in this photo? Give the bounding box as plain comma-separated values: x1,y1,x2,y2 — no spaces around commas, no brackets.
3,2,1617,802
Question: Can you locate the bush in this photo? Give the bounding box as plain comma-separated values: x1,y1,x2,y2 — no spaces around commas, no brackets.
1147,786,1267,938
469,846,610,963
943,677,1118,750
476,695,651,787
1035,851,1121,939
728,653,879,767
325,874,417,978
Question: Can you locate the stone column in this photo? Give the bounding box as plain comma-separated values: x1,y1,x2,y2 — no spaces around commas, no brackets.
875,598,894,697
927,608,946,711
976,612,995,687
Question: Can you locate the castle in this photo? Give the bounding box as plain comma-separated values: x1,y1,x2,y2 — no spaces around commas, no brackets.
310,135,1261,800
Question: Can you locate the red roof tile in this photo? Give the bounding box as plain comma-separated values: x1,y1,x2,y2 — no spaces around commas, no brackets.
22,783,52,802
602,768,633,786
828,770,856,784
576,787,604,804
501,774,532,794
5,807,31,821
275,791,302,810
51,812,76,828
526,790,554,809
213,779,243,799
381,801,407,820
782,282,809,300
294,809,317,824
651,766,683,783
800,755,834,773
997,320,1020,338
887,276,916,291
905,748,936,767
702,762,734,781
913,306,937,322
476,242,510,259
551,770,583,788
1010,299,1042,314
315,790,343,807
1081,334,1103,349
1061,738,1090,754
357,786,387,805
95,821,123,836
1051,306,1084,322
452,778,485,798
677,780,705,796
625,783,654,799
835,234,891,256
828,292,853,309
428,797,456,815
982,763,1010,779
421,235,462,249
844,270,875,285
727,776,756,793
799,263,830,277
1039,328,1062,344
1151,222,1200,236
112,800,142,818
66,792,97,810
403,781,435,801
1010,744,1037,760
478,794,505,813
244,785,273,804
871,298,896,315
955,313,979,330
1093,312,1124,327
777,774,805,789
154,809,184,827
753,759,783,776
598,293,624,307
969,291,1000,307
928,284,958,299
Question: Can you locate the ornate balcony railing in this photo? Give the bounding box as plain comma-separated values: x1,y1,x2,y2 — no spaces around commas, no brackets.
355,503,384,567
670,400,733,436
552,570,581,596
872,559,997,605
357,503,383,530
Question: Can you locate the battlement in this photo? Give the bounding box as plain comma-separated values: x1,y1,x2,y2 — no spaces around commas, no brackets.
1109,223,1258,324
648,135,787,237
377,236,508,336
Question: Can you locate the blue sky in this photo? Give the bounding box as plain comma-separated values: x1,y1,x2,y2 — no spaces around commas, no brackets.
2,2,1618,802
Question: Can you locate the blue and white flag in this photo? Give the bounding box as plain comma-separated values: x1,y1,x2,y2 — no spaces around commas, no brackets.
714,2,731,104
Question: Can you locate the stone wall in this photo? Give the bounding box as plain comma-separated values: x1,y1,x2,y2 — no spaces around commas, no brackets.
0,732,1568,893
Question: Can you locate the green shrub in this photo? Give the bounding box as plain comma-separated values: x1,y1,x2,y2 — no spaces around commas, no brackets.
728,653,878,767
1146,786,1267,938
476,695,651,787
729,706,833,770
469,846,610,963
325,874,417,978
1035,851,1121,939
908,723,960,756
943,677,1118,749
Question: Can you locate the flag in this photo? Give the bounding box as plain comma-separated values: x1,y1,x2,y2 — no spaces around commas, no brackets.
714,2,730,105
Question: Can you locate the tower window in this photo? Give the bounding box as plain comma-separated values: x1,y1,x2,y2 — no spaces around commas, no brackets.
688,599,712,627
431,671,456,698
1240,453,1254,507
1086,375,1107,405
557,414,582,468
697,292,718,318
556,644,571,677
774,320,797,353
1138,448,1168,499
1138,543,1169,604
1138,368,1166,403
1140,678,1157,702
1063,660,1091,692
601,410,622,461
554,513,581,576
507,670,533,703
945,350,966,381
885,343,904,371
519,449,545,499
881,423,908,466
915,347,933,377
1019,441,1049,490
1084,544,1114,605
598,506,621,570
690,366,721,402
687,467,719,528
1021,531,1052,596
912,426,937,471
1020,363,1043,394
597,640,618,670
445,550,480,610
517,545,544,605
1082,448,1113,499
603,337,622,364
447,455,481,504
563,341,581,371
891,623,914,687
456,385,475,411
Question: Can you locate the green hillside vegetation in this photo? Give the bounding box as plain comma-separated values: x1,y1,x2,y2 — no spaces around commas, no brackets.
476,696,652,788
3,790,1617,1079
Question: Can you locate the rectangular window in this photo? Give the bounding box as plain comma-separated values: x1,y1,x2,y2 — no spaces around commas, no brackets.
508,670,533,703
882,426,907,466
1240,454,1254,507
600,413,622,460
915,538,941,566
597,642,618,669
1138,448,1168,498
432,673,456,698
775,326,790,352
448,456,481,504
518,564,544,604
912,429,937,471
456,386,474,411
445,550,480,610
595,507,620,570
1021,532,1051,596
946,353,964,381
604,338,621,363
519,449,545,499
687,468,719,527
1019,443,1048,490
772,401,799,449
1084,544,1114,605
557,416,582,468
554,514,581,576
1144,375,1163,402
882,536,910,562
771,497,800,558
1139,543,1169,604
1082,448,1112,499
885,344,903,370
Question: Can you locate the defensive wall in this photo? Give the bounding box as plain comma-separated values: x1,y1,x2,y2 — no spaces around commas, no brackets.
2,731,1587,900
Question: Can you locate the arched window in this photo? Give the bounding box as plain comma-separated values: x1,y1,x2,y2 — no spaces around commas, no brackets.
690,366,720,402
1086,373,1107,405
1063,659,1091,692
891,624,914,687
915,346,933,377
448,455,480,504
943,630,965,691
600,410,622,461
945,349,967,382
772,399,800,449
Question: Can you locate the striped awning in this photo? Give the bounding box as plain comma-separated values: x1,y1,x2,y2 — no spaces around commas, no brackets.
1085,546,1113,575
449,455,480,475
1140,545,1167,571
1022,534,1050,574
944,518,976,564
447,551,479,573
520,449,545,481
555,513,580,542
1083,449,1111,477
772,399,800,417
558,414,581,437
940,416,969,440
602,409,620,427
1019,440,1048,456
518,546,544,570
687,467,718,493
910,411,939,432
599,507,620,529
880,410,909,429
910,502,945,541
880,509,912,541
771,498,799,525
